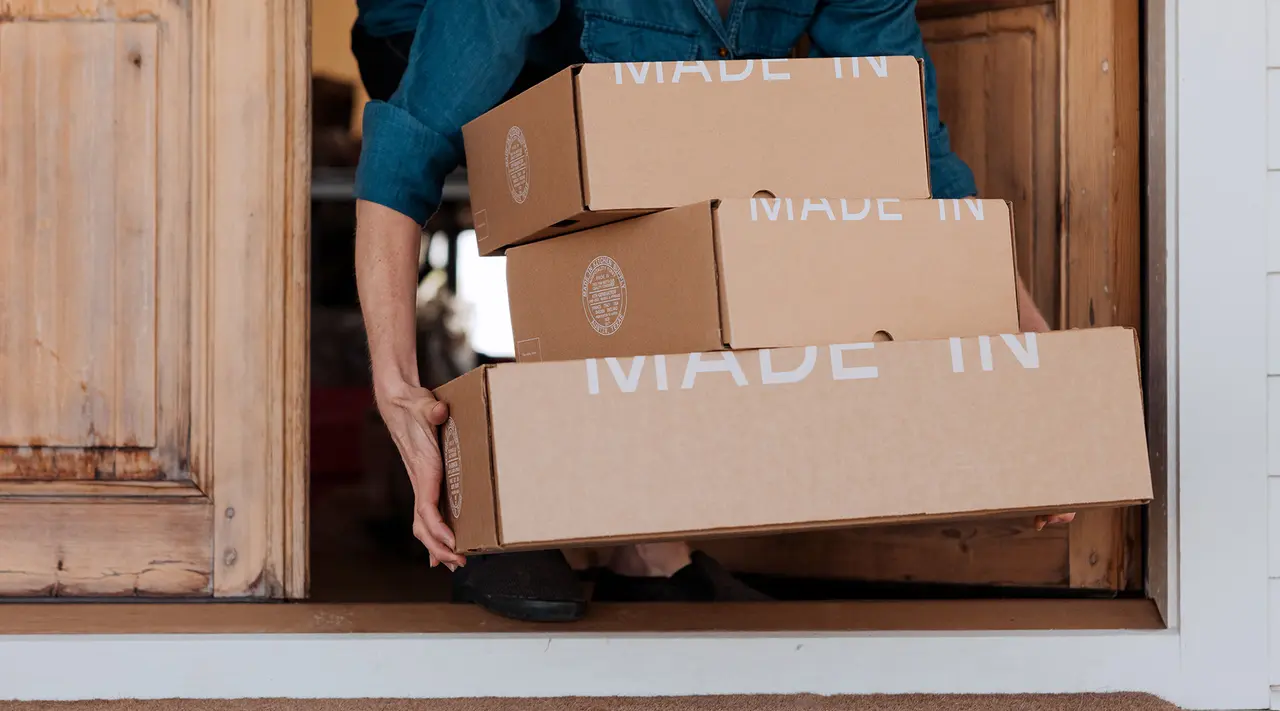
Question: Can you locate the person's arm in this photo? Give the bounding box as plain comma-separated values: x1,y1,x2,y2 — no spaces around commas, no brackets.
357,202,464,568
355,1,562,567
355,1,562,224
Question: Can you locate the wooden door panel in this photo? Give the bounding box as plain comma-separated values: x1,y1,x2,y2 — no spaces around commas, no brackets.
0,0,309,598
0,448,161,480
0,0,166,16
1060,0,1143,592
924,4,1059,324
0,21,157,449
698,516,1069,587
0,484,212,596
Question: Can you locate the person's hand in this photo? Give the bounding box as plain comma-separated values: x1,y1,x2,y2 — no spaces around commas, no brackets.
1034,512,1076,530
962,195,1052,333
376,381,466,570
1015,274,1051,333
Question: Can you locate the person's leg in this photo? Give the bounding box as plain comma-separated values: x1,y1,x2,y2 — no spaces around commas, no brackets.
596,542,770,603
608,543,691,577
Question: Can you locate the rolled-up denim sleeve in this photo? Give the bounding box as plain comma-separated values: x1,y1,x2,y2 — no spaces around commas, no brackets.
807,0,978,199
355,1,563,225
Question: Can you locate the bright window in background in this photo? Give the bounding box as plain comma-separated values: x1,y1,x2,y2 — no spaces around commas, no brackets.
455,229,515,358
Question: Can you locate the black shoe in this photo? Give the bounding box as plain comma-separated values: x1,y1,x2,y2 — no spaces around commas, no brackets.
452,549,588,622
592,551,772,603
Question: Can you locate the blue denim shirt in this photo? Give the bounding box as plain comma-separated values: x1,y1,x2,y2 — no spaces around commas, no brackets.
355,0,977,226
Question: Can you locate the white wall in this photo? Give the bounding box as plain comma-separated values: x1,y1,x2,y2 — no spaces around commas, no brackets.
1177,2,1271,707
1266,0,1280,699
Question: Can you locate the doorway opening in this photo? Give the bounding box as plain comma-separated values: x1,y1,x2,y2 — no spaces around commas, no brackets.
305,0,1161,628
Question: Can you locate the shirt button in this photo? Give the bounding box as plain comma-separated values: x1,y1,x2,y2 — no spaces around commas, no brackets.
718,47,729,58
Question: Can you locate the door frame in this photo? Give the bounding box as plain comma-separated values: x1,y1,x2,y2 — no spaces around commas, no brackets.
0,0,1271,708
197,0,310,598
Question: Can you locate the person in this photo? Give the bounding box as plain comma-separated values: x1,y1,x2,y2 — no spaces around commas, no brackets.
350,0,1074,623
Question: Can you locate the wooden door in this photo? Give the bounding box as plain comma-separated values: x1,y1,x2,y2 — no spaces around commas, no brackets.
0,0,309,598
702,0,1143,592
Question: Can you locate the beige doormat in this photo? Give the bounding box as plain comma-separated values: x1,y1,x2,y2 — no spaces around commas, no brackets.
0,694,1180,710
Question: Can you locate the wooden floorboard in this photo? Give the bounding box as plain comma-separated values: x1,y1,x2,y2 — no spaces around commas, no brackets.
0,598,1164,634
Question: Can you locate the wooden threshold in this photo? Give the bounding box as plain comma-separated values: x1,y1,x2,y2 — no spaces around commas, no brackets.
0,598,1164,634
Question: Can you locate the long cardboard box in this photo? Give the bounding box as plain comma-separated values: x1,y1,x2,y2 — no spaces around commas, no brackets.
507,198,1020,362
463,56,932,255
434,328,1153,553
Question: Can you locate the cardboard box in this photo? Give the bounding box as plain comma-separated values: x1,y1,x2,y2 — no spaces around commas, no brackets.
434,327,1153,553
463,56,932,255
507,198,1020,362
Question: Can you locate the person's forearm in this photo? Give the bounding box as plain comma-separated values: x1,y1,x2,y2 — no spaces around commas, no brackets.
356,199,424,394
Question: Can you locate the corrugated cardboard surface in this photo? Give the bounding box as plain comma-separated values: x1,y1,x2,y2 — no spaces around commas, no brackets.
507,203,723,362
432,368,498,550
463,56,931,254
506,198,1019,362
716,197,1020,348
434,328,1152,552
462,70,585,256
577,57,931,210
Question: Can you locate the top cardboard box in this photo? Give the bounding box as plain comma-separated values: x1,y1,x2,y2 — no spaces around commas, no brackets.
462,56,932,255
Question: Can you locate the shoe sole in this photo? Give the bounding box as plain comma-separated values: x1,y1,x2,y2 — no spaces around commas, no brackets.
455,588,588,623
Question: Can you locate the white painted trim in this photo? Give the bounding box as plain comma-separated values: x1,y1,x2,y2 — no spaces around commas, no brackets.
1273,581,1280,685
1174,0,1273,708
0,632,1179,701
1270,475,1280,578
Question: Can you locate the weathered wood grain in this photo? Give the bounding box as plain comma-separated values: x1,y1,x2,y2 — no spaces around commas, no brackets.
0,0,163,19
1061,0,1144,590
699,517,1069,587
0,498,212,596
206,0,309,597
0,22,157,450
0,599,1164,634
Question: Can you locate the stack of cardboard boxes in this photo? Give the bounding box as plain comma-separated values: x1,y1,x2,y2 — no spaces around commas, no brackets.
435,56,1153,555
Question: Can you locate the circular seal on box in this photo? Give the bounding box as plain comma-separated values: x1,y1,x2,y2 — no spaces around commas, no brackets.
442,418,462,520
504,125,530,204
581,256,628,336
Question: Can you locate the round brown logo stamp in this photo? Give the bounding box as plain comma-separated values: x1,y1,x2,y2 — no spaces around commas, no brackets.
442,418,462,520
581,256,627,336
504,125,530,204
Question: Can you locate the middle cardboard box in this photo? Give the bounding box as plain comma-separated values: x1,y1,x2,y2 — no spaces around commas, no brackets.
507,196,1020,362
